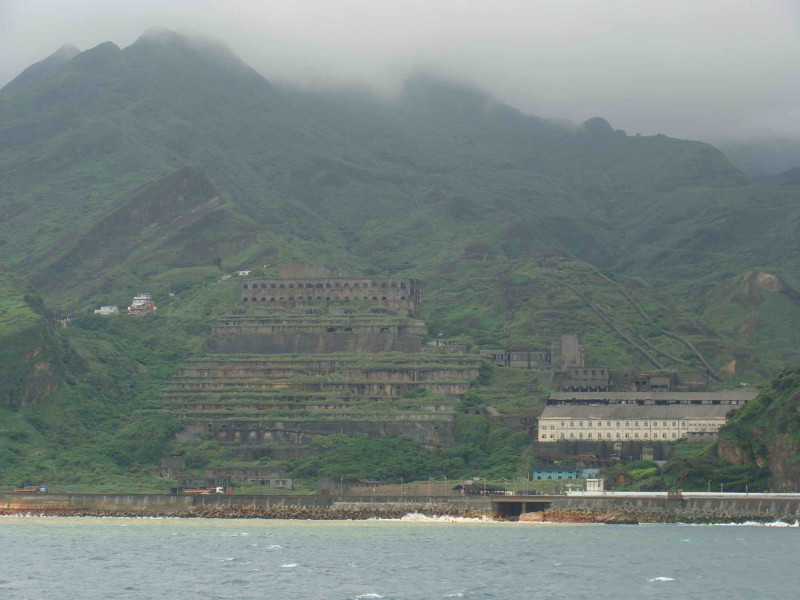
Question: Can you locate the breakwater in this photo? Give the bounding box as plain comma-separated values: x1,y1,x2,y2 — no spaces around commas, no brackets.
0,492,490,519
3,492,799,522
546,493,800,523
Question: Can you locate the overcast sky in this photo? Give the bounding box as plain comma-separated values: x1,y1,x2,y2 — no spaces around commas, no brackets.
1,0,798,140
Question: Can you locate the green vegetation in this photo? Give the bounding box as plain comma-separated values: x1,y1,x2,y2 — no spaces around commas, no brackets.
2,30,800,491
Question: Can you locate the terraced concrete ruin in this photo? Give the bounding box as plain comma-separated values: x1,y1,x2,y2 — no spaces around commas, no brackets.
167,271,483,458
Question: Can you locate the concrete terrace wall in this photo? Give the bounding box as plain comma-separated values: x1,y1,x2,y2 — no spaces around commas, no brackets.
209,331,424,354
183,417,457,446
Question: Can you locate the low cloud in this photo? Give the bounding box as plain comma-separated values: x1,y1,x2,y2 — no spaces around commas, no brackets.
1,0,799,140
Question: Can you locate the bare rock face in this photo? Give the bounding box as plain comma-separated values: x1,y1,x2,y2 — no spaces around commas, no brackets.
767,441,800,492
715,367,800,491
716,439,750,466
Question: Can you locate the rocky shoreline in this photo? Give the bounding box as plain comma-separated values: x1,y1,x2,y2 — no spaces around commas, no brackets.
4,504,797,524
0,503,485,520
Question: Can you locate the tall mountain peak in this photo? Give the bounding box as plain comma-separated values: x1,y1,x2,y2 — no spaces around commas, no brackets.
52,44,81,60
1,43,81,94
137,26,187,46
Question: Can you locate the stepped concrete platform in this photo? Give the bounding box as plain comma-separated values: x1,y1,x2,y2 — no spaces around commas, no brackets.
165,278,484,457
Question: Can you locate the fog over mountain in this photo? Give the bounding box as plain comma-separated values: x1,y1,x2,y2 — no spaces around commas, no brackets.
2,0,799,142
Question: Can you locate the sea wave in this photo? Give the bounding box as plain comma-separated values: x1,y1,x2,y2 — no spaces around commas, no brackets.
392,512,494,523
648,577,676,582
680,520,799,527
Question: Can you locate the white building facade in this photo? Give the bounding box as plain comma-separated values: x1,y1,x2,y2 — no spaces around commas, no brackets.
538,404,736,442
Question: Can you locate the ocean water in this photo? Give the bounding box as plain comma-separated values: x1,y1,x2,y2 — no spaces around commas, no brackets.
0,516,798,599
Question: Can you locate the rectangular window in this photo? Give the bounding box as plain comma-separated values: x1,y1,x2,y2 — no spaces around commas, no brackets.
625,421,630,427
570,421,574,427
634,433,639,438
625,433,630,438
588,421,593,427
634,421,639,427
644,421,649,427
616,433,621,438
588,433,592,438
579,421,583,427
561,421,565,426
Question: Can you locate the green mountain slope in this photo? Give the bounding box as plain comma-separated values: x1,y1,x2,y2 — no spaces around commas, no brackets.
2,29,800,489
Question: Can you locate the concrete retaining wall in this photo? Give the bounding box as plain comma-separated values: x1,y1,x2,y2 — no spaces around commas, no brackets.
550,495,800,522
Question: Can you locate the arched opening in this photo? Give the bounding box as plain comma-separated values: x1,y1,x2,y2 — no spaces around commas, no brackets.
243,297,249,302
243,284,249,289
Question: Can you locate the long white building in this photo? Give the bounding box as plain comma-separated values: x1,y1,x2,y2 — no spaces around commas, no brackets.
538,404,738,442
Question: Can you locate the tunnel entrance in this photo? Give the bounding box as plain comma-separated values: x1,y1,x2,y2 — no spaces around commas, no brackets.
492,497,554,519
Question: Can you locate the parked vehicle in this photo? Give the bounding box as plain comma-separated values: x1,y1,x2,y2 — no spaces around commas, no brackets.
183,487,225,495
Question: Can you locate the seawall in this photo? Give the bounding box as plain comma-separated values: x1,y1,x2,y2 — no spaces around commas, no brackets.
547,493,800,523
0,493,491,519
3,492,798,522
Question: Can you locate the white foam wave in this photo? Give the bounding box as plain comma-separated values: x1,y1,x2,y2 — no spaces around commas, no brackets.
648,577,676,582
681,520,799,527
395,512,494,523
280,563,298,568
268,544,283,549
355,594,384,599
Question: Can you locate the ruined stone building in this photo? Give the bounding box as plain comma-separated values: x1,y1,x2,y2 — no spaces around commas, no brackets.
481,333,584,369
239,276,421,315
555,368,710,392
164,268,482,460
